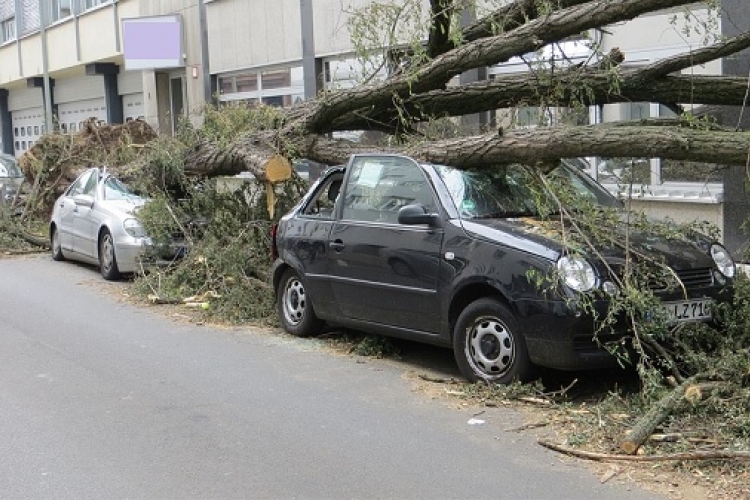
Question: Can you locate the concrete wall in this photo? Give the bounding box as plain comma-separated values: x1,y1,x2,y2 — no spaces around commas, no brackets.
140,0,205,124
627,199,724,239
207,0,302,73
718,0,750,257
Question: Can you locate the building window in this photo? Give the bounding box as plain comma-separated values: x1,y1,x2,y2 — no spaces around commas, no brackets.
235,74,257,93
594,102,723,190
218,77,234,95
84,0,111,9
219,65,304,108
515,106,589,128
51,0,73,21
261,69,290,90
1,17,14,42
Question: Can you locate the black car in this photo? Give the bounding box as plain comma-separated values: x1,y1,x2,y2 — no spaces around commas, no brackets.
271,154,735,383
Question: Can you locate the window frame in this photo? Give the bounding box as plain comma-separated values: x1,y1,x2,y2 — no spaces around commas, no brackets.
341,155,437,225
1,16,15,43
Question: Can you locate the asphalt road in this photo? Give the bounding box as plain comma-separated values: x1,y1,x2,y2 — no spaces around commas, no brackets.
0,256,659,499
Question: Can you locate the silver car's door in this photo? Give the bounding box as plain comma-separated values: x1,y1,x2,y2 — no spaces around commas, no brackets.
57,169,95,252
71,170,100,258
56,197,77,251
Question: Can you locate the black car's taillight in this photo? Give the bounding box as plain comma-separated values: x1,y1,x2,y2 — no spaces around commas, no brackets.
270,224,279,261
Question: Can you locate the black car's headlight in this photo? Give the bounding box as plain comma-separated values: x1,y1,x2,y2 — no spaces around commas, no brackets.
557,255,597,292
123,218,147,239
710,243,735,278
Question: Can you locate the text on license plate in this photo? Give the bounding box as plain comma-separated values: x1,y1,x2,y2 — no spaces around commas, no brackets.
663,298,714,323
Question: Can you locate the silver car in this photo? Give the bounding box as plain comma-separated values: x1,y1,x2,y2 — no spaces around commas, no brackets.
0,153,23,204
50,167,155,280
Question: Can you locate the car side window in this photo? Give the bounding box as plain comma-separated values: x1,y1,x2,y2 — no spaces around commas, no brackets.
82,171,99,196
302,173,344,219
67,170,94,197
342,156,436,224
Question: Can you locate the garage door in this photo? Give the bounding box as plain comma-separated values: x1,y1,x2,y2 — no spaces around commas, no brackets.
11,107,44,158
57,98,108,134
123,93,144,121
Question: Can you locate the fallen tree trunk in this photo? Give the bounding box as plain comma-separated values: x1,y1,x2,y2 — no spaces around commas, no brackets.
184,134,292,182
619,377,707,455
181,122,750,178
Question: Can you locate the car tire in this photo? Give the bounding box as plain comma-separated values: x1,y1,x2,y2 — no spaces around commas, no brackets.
277,268,323,337
99,229,121,281
453,298,537,384
51,227,65,261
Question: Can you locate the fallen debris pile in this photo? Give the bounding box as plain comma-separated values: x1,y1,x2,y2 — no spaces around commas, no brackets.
17,119,158,218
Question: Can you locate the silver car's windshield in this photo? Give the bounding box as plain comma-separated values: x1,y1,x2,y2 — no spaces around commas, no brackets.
0,155,22,178
103,175,138,201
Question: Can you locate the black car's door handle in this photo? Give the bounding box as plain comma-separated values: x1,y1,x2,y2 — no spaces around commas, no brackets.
329,240,345,252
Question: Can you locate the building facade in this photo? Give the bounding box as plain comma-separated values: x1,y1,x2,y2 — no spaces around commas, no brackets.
0,1,747,253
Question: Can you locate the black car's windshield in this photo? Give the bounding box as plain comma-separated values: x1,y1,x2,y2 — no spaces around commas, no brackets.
435,160,621,220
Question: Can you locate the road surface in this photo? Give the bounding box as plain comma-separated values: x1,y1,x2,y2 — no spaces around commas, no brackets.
0,256,658,499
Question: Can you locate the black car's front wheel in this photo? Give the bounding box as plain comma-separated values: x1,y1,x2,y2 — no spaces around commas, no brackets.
277,269,323,336
453,298,537,384
99,229,121,281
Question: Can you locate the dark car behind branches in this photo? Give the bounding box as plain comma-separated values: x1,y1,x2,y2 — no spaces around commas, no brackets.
271,155,735,383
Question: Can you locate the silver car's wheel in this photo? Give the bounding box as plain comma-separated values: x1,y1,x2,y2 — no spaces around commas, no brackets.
453,298,536,384
276,269,323,336
99,230,121,281
51,227,65,261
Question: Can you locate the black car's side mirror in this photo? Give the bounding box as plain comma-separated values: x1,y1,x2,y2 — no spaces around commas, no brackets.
398,204,441,227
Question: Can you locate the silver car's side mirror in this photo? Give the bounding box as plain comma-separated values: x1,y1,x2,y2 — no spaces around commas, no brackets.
73,194,94,208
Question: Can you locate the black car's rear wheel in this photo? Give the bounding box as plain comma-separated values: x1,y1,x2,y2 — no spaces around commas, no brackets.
453,298,536,384
51,227,65,261
99,229,121,281
277,269,323,336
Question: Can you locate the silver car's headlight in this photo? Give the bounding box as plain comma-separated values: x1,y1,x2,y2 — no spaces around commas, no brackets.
123,218,147,239
557,255,597,292
710,243,735,278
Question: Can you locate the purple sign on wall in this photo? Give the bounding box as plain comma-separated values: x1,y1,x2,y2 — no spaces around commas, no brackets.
122,15,184,70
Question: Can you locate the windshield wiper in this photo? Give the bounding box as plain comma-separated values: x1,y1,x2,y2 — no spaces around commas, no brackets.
472,211,534,219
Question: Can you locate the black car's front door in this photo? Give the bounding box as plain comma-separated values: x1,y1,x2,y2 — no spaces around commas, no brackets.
328,155,443,334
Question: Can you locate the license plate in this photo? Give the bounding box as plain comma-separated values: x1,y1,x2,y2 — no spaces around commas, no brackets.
663,298,714,323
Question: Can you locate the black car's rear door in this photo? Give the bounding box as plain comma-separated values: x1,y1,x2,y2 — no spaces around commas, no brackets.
328,155,443,334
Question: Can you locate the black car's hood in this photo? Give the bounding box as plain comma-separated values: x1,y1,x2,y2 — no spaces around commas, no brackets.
459,216,716,270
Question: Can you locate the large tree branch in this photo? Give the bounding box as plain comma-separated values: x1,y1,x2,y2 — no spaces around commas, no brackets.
303,123,750,169
634,29,750,81
461,0,592,43
300,0,701,133
329,74,750,132
327,29,750,133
